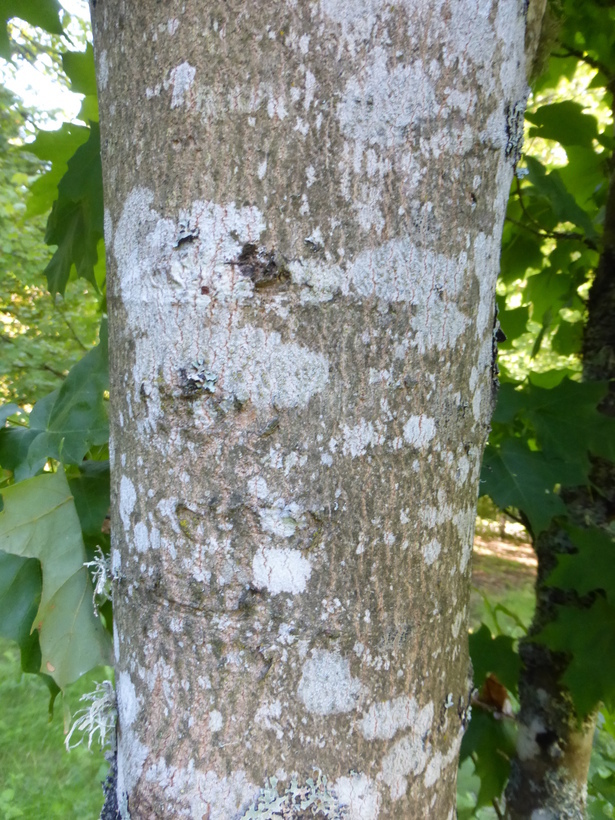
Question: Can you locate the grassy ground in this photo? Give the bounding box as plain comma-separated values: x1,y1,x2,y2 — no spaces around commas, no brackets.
0,538,536,820
0,642,107,819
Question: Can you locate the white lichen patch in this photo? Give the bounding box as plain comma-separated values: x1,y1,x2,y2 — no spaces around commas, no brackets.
517,717,547,761
97,50,109,90
258,500,304,538
298,650,363,715
335,772,381,820
252,548,312,596
423,731,463,788
342,419,385,458
422,538,442,566
119,475,137,532
144,759,257,820
167,61,196,108
254,699,284,740
112,188,330,435
379,701,434,801
116,672,149,807
338,47,436,148
403,415,436,449
209,709,223,732
359,695,428,742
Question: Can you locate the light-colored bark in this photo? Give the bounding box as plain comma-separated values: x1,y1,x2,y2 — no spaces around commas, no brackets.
91,1,527,816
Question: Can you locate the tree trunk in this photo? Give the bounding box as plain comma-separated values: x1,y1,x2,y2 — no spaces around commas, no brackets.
90,1,528,817
505,112,615,820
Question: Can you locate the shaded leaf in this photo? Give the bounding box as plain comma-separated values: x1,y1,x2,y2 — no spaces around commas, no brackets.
525,379,615,467
496,298,529,347
68,460,110,538
460,708,516,807
44,122,103,295
469,624,521,696
547,527,615,604
526,101,599,148
481,438,567,535
0,469,112,688
552,318,584,356
11,321,109,479
536,598,615,716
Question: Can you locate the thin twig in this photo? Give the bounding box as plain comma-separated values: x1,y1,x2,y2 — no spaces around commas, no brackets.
55,303,89,351
505,215,594,248
553,46,611,81
42,362,67,379
515,175,599,249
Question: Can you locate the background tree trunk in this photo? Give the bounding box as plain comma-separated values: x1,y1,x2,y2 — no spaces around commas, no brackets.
505,151,615,820
91,1,528,816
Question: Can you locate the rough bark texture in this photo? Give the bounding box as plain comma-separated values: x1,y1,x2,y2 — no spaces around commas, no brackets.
90,2,527,817
505,127,615,820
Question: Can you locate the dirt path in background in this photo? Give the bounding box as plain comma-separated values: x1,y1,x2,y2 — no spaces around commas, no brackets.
472,534,536,596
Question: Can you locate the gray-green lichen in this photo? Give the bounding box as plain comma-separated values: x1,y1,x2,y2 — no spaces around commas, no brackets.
242,773,346,819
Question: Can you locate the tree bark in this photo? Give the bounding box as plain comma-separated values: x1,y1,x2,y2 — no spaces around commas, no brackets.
505,99,615,820
90,1,528,817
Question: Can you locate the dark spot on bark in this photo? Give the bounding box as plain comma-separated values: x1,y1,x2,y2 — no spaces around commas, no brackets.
201,285,210,294
258,417,279,437
227,243,290,289
536,729,559,750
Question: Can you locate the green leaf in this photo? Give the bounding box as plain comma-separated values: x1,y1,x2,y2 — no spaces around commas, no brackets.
0,469,112,688
0,550,41,667
0,0,63,59
0,550,60,701
496,299,529,347
524,379,615,468
481,438,567,535
26,123,90,218
500,232,544,284
525,268,577,326
547,527,615,604
19,321,109,475
460,708,516,807
492,382,528,425
526,101,599,148
44,122,104,295
68,460,110,538
536,598,615,716
525,156,598,240
469,624,521,696
62,44,97,96
552,318,584,356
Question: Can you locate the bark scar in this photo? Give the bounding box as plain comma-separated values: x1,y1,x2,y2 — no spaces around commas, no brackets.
226,243,290,289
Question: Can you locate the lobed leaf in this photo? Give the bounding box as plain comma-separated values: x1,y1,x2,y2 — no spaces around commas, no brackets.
0,0,63,59
469,624,521,697
0,469,112,689
480,439,567,535
536,598,615,716
547,527,615,604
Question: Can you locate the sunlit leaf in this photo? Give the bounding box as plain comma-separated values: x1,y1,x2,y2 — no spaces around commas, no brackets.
0,0,63,59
